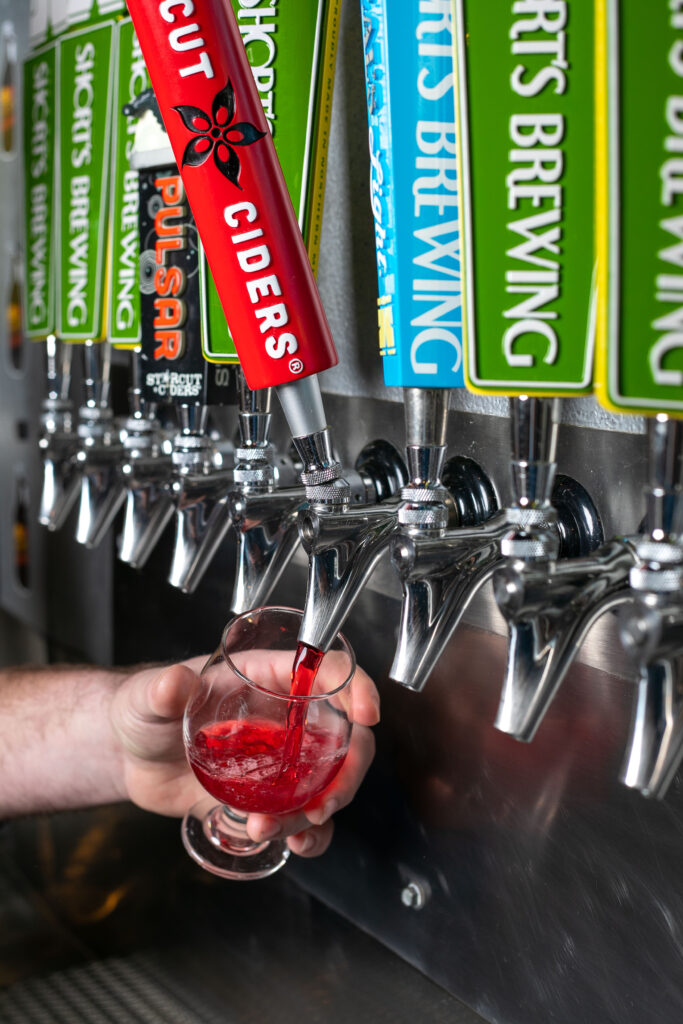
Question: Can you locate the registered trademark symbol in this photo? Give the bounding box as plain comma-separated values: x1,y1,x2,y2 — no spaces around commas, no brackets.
289,358,304,374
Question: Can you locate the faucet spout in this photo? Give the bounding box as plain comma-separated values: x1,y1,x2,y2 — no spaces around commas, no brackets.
168,467,234,593
494,540,636,740
38,430,81,531
75,450,127,548
619,594,683,798
229,485,305,613
38,339,79,530
74,410,126,548
390,512,509,690
118,458,175,568
298,498,401,651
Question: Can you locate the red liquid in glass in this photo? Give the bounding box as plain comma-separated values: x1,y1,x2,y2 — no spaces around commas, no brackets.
188,718,345,815
281,641,325,771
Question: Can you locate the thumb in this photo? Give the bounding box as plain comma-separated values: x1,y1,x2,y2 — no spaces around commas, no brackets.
146,664,199,722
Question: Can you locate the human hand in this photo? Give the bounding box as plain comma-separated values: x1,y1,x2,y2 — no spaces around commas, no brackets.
110,654,379,858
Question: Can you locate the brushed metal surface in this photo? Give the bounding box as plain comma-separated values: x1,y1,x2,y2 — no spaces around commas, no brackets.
2,1,681,1023
0,808,481,1024
287,584,683,1024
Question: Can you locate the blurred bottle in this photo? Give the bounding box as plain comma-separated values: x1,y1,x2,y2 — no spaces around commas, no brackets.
13,475,30,589
6,248,23,371
1,22,16,156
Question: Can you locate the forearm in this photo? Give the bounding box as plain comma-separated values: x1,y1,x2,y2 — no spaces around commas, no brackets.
0,664,129,818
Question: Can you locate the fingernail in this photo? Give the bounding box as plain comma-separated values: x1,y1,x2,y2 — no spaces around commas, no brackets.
309,798,338,826
258,819,282,840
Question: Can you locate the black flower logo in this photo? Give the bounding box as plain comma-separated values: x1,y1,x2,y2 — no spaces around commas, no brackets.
172,80,265,188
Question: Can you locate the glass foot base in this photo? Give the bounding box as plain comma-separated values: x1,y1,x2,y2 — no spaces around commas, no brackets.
181,797,290,880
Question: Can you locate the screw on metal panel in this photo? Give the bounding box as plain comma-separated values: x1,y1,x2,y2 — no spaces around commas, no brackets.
400,881,426,910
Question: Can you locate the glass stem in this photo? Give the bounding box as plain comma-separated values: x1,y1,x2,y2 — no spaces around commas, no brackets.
205,804,264,853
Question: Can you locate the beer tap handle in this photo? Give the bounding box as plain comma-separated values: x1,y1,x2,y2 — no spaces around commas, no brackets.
127,0,341,485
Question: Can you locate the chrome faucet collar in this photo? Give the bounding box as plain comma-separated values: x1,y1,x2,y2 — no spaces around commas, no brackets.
233,443,277,491
291,426,346,498
171,432,216,475
40,396,74,436
500,505,560,560
630,539,683,593
397,485,450,531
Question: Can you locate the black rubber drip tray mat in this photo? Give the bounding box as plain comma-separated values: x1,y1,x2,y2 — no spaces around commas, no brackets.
0,952,223,1024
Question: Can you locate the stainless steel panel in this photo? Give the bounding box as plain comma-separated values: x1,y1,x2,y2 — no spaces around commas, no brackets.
1,2,681,1024
0,807,483,1023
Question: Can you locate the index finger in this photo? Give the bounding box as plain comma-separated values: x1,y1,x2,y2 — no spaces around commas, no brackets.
347,664,380,727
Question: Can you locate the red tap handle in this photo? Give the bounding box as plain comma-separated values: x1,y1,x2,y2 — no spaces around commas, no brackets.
126,0,338,390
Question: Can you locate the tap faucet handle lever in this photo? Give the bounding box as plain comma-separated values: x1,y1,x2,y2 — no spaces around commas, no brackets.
644,415,683,541
82,340,111,411
236,367,273,448
509,395,560,509
45,335,73,405
178,402,209,436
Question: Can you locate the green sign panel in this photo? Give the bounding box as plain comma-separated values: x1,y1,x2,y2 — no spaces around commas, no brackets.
598,0,683,414
22,41,57,338
108,18,149,348
201,0,337,363
56,20,115,341
454,0,595,394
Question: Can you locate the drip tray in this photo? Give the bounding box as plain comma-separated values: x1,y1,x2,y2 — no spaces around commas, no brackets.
0,807,483,1024
0,953,218,1024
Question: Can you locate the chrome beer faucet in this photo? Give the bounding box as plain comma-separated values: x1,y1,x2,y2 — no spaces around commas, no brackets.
167,400,235,594
493,396,633,742
74,340,127,548
618,416,683,798
38,335,80,531
226,369,302,614
389,388,506,689
117,348,175,569
296,437,408,652
296,388,462,653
